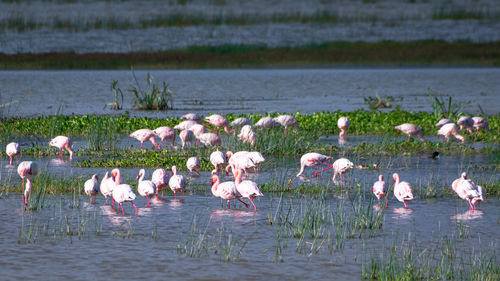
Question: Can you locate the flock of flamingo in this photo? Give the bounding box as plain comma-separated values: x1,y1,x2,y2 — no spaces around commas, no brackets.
6,113,488,215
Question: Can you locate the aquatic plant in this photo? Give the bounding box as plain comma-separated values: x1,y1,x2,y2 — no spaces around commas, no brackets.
104,80,124,110
131,71,174,111
363,94,395,110
428,88,472,119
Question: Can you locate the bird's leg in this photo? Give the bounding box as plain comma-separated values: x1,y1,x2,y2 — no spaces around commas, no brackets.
315,164,333,176
284,127,288,136
181,190,183,199
467,199,474,210
407,135,410,142
403,201,408,208
112,199,115,209
89,195,92,204
385,197,388,208
93,195,96,203
139,142,144,150
9,156,13,165
195,170,200,176
220,165,226,176
105,196,108,205
174,192,177,200
227,200,231,209
132,202,138,216
249,198,257,211
237,198,249,208
145,196,151,207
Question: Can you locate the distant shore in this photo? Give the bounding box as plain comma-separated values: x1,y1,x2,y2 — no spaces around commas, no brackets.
1,40,499,69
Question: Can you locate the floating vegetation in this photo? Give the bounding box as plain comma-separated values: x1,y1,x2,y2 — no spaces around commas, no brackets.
363,94,396,110
131,71,174,111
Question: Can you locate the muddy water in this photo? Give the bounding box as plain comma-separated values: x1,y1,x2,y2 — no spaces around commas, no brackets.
1,68,499,118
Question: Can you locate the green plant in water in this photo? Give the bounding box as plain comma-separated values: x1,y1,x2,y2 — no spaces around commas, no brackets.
104,80,124,110
363,93,395,110
428,88,471,119
131,70,174,110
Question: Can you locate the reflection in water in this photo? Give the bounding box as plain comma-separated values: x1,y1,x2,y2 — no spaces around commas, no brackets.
392,207,413,219
451,210,484,221
50,158,71,166
169,199,184,209
210,209,257,224
100,205,132,226
338,136,347,146
137,207,153,217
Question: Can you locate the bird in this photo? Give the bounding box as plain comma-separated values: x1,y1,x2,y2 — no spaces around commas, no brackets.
49,135,74,160
197,132,221,147
152,168,169,198
179,129,194,150
180,113,203,124
210,150,226,175
296,152,332,177
189,124,206,146
17,161,38,206
392,173,414,208
6,142,20,165
373,175,387,207
186,157,201,176
238,125,257,146
247,151,265,174
136,169,157,207
337,117,350,138
100,171,116,206
234,169,263,211
394,123,425,142
451,172,484,210
332,158,354,182
225,151,255,176
210,171,248,209
169,166,186,199
472,117,488,133
205,114,235,135
84,174,99,204
230,117,252,127
254,116,278,129
130,129,160,150
153,126,177,150
435,118,454,128
437,123,465,143
273,115,299,136
174,120,198,131
111,168,137,215
457,116,474,134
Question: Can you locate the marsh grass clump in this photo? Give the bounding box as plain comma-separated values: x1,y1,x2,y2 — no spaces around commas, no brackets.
131,72,174,111
428,88,472,119
104,80,124,110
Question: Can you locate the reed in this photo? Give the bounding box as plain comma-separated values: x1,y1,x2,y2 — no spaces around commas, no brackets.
131,71,174,111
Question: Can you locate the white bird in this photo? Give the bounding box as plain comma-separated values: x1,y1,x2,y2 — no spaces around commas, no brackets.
254,116,278,129
174,120,198,131
137,169,157,207
169,166,186,199
225,151,255,176
180,113,203,123
49,135,74,160
190,124,206,146
332,158,354,182
130,129,159,150
296,152,332,177
186,157,201,176
197,132,221,147
238,125,257,145
373,175,387,207
112,183,138,216
435,118,454,128
248,151,265,174
394,123,425,142
179,129,194,150
451,172,484,210
392,173,414,208
337,117,350,138
17,161,38,206
234,169,263,211
273,115,299,136
230,117,252,127
100,171,115,206
152,168,169,198
210,150,226,175
472,117,488,133
84,174,99,204
6,142,20,165
457,116,474,133
210,172,248,209
153,126,177,150
205,114,235,135
437,123,465,143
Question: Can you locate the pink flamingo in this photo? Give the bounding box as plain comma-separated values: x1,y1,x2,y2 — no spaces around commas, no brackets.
152,168,169,198
174,120,198,131
273,115,299,136
457,116,474,133
472,117,488,133
180,113,203,124
230,117,252,127
100,171,115,206
225,151,255,176
210,172,248,209
373,174,387,207
337,117,350,138
168,166,185,199
111,168,137,215
6,142,20,165
84,174,99,204
205,114,235,135
137,169,156,207
197,132,221,147
392,173,414,208
186,157,201,176
395,123,425,142
49,135,74,160
234,169,263,211
437,123,465,143
247,151,265,174
210,150,226,175
238,125,257,146
332,158,354,182
435,118,454,128
153,126,177,150
179,129,194,150
296,152,332,177
254,116,278,128
130,129,159,150
451,172,484,210
190,124,206,146
17,161,38,206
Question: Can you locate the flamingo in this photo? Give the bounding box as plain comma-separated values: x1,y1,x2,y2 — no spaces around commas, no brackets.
273,115,299,136
180,113,203,124
472,117,488,133
395,123,425,142
152,168,169,198
130,129,160,150
392,173,414,208
190,124,206,146
210,172,248,209
230,117,252,127
6,142,20,165
179,129,194,150
174,120,198,131
197,132,221,147
136,169,156,207
234,169,263,211
210,150,226,175
205,114,235,135
457,116,474,133
169,166,185,199
100,171,116,206
84,174,99,204
373,175,387,207
17,161,38,206
111,168,137,215
254,116,278,128
337,117,350,138
247,151,265,174
153,126,177,150
435,118,454,128
296,152,332,177
451,172,484,210
332,158,354,182
238,125,257,146
186,157,201,176
437,123,465,143
225,151,255,176
49,135,74,160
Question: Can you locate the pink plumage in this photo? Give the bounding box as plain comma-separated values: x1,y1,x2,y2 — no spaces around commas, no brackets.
296,152,332,177
437,123,464,143
130,129,159,150
6,142,20,165
205,114,235,135
395,123,425,142
49,135,74,160
273,115,299,136
392,173,414,208
153,126,177,150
